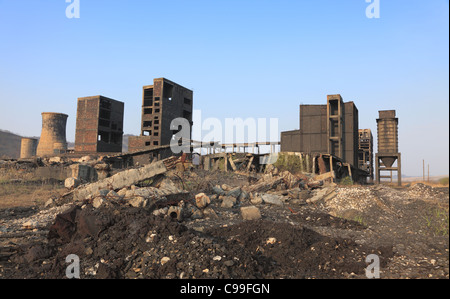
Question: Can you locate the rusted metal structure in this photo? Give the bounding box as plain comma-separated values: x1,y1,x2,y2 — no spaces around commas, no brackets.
358,129,374,182
75,95,124,154
128,78,193,153
20,137,38,159
375,110,401,186
36,113,68,157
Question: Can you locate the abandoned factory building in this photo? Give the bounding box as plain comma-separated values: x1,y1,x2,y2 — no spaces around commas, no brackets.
75,95,125,154
280,94,361,169
128,78,193,152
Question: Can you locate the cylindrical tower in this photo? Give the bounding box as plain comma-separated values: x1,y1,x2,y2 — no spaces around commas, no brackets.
36,113,69,157
375,110,401,186
20,138,38,159
376,110,399,167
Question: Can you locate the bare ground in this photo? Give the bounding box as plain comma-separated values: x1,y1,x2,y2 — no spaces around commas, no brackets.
0,169,448,279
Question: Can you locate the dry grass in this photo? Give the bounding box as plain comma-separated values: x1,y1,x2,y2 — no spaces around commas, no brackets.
0,181,65,209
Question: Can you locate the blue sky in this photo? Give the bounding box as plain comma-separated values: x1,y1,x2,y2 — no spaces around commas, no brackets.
0,0,448,176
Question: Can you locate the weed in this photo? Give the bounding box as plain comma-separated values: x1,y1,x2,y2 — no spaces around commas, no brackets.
340,176,354,186
422,207,449,236
438,177,449,186
273,154,303,174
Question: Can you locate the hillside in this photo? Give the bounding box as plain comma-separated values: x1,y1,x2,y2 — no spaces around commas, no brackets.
0,130,22,159
0,130,135,158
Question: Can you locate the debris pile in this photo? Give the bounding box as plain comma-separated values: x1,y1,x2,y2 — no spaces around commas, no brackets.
0,157,448,279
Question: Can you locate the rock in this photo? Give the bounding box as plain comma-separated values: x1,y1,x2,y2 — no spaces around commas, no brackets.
44,198,54,207
195,193,211,209
161,257,170,265
226,187,241,198
22,220,37,230
250,193,263,205
107,190,121,200
266,237,277,245
238,190,249,201
212,185,225,195
221,184,232,191
117,187,128,197
152,208,168,216
221,196,236,208
95,189,109,198
191,208,204,220
159,178,183,195
306,186,335,204
261,194,284,206
203,207,218,219
79,155,94,163
240,206,262,221
65,177,80,190
93,197,105,209
224,260,234,267
48,157,62,164
129,196,147,208
298,190,312,200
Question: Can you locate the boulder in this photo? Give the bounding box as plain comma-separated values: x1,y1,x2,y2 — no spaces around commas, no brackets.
129,196,147,208
221,196,236,208
65,177,80,190
195,193,211,209
261,194,284,206
240,206,262,221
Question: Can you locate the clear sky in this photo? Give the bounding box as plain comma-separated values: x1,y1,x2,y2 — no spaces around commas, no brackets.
0,0,448,176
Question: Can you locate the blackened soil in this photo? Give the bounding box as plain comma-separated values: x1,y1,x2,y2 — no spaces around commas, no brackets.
7,204,392,279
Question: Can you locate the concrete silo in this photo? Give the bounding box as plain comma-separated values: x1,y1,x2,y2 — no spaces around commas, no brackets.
375,110,401,186
36,113,69,157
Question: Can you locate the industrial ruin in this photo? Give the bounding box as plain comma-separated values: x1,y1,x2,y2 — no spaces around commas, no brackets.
375,110,401,186
13,82,402,185
280,94,368,183
2,78,449,281
36,112,69,157
74,95,124,154
128,78,194,153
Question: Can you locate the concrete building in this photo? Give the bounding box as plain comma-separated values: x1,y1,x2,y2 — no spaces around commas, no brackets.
280,94,359,168
75,95,124,153
128,78,193,152
36,113,69,157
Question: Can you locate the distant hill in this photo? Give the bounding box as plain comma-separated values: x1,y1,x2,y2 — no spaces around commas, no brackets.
0,129,23,159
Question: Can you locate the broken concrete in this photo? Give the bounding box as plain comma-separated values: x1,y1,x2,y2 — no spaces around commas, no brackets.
240,206,262,220
73,160,168,201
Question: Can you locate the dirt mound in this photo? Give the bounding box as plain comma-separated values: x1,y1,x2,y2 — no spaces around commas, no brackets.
9,202,392,279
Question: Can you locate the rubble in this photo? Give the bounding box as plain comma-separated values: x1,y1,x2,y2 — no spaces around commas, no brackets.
0,161,448,279
240,206,262,220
